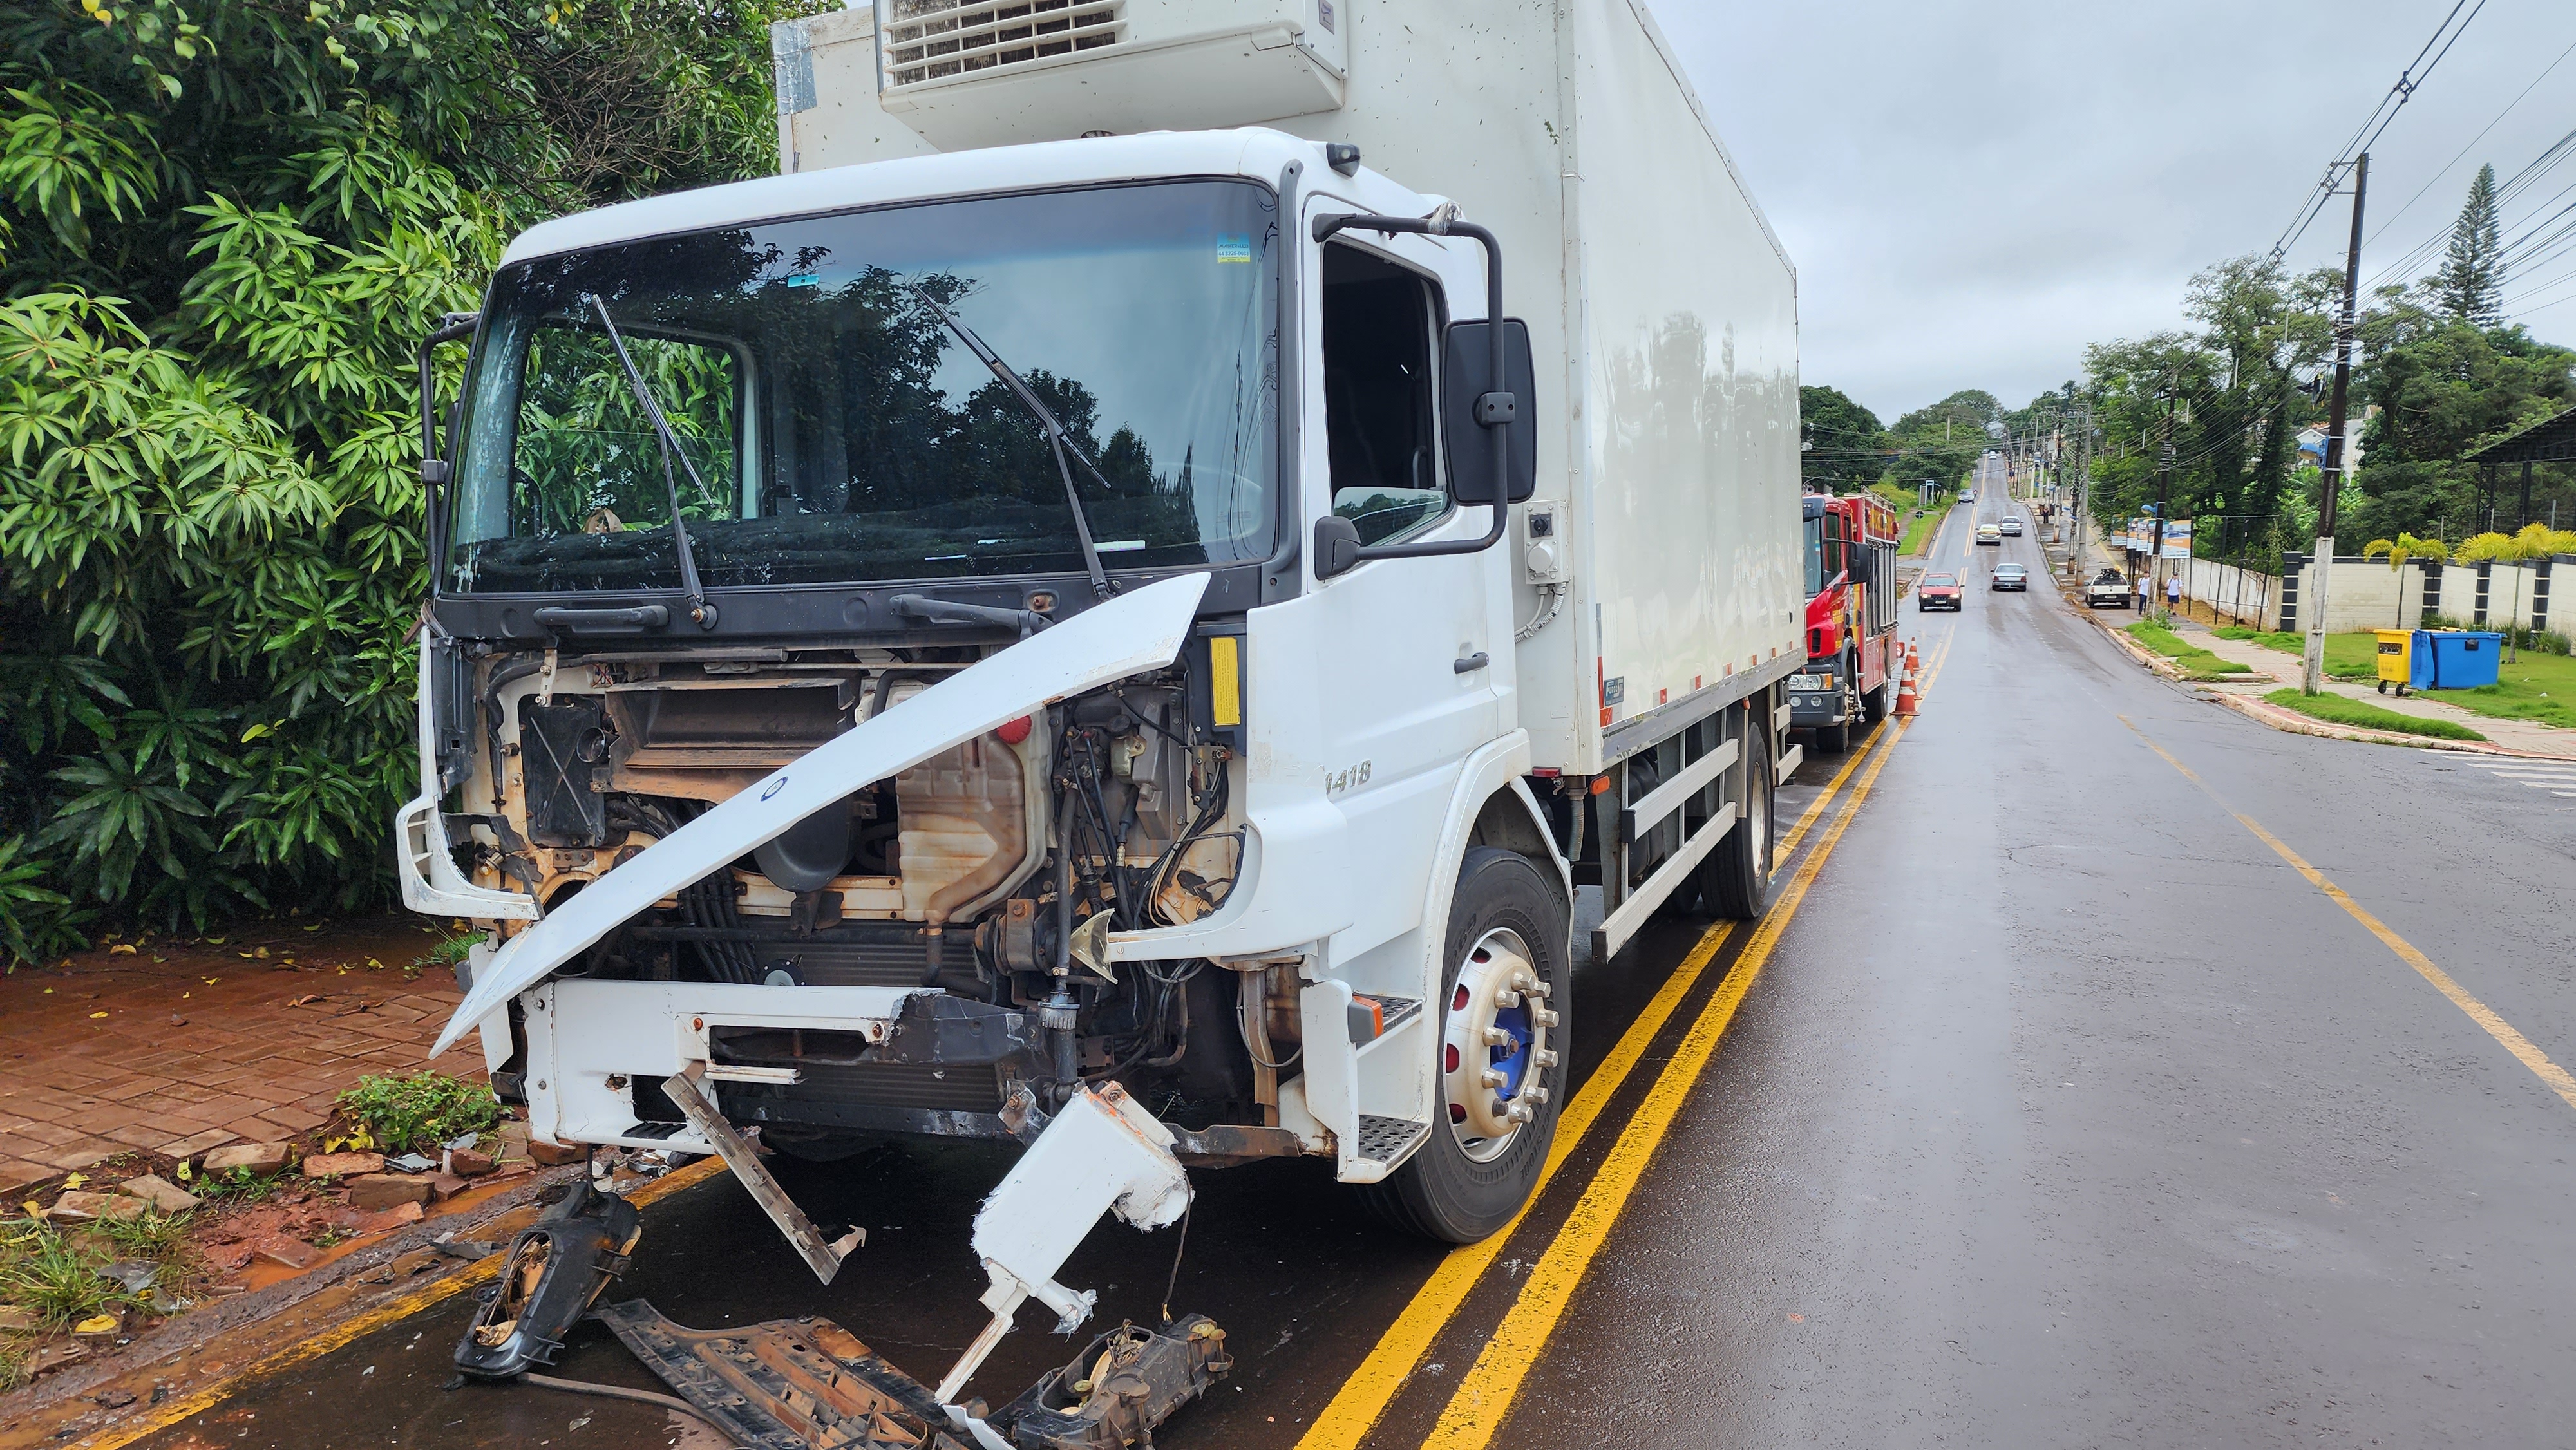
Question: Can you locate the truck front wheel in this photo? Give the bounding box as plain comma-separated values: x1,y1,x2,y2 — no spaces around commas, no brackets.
1700,719,1776,919
1360,847,1571,1244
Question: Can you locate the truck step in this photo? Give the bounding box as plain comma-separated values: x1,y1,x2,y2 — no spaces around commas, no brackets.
1354,1115,1430,1165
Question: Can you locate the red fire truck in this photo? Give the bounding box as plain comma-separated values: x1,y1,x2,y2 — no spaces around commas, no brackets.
1789,492,1903,751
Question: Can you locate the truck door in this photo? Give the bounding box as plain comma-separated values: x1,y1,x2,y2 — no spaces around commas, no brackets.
1296,202,1510,960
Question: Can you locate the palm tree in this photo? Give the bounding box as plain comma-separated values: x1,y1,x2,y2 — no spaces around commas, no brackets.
2363,532,2448,630
2454,525,2576,661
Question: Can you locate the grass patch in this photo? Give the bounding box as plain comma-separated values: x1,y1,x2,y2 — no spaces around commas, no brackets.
2126,621,2253,675
1899,507,1944,557
0,1228,131,1330
2420,647,2576,730
191,1165,285,1203
2214,626,2377,681
2262,688,2486,740
336,1071,501,1154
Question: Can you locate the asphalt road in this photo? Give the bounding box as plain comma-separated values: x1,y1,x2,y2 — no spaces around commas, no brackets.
123,455,2576,1449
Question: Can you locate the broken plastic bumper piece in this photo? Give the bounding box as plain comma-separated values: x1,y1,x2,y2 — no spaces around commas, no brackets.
452,1180,641,1379
598,1300,1231,1450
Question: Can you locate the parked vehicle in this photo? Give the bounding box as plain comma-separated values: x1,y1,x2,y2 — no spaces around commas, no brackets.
1975,523,2002,546
2085,569,2133,608
401,1,1803,1378
1991,563,2029,592
1917,572,1964,612
1792,492,1902,753
2000,516,2023,536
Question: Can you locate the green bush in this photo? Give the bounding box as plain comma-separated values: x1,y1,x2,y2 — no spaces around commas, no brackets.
0,1,807,963
335,1070,500,1153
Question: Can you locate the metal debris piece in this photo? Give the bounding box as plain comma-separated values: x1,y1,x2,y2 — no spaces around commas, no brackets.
594,1301,971,1450
661,1061,862,1284
594,1301,1229,1450
99,1260,158,1294
386,1153,439,1173
989,1317,1233,1450
451,1179,639,1379
934,1083,1191,1406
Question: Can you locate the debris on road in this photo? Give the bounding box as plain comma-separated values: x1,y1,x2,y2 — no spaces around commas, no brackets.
451,1179,641,1379
587,1301,1231,1450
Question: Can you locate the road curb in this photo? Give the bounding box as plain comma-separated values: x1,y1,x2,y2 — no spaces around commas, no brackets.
6,1156,731,1450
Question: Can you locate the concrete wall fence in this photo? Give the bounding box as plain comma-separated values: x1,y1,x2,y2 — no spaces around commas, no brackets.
2257,554,2571,635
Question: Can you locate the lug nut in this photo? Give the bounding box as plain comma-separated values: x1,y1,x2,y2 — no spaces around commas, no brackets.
1481,1067,1509,1089
1495,989,1522,1008
1526,1086,1551,1105
1506,1102,1533,1124
1482,1026,1515,1047
1533,1007,1560,1028
1535,1048,1560,1068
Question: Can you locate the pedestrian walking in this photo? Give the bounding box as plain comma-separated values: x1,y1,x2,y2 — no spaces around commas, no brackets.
2166,575,2183,617
2134,574,2148,612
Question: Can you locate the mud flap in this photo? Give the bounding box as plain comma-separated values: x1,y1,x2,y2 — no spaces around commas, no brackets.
595,1301,1231,1450
452,1180,641,1379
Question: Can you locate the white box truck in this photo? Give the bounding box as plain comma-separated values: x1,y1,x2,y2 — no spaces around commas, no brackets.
404,0,1799,1408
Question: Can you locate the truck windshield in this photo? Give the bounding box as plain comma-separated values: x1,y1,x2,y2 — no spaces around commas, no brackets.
1802,518,1824,596
442,180,1279,594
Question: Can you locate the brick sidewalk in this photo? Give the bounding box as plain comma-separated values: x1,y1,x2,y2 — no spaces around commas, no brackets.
0,916,484,1195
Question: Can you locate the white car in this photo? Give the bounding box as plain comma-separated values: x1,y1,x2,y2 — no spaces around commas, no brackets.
1960,489,1976,504
2000,516,2023,536
1975,523,2002,546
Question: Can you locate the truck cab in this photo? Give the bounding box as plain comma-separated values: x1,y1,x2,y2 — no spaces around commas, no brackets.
404,0,1801,1259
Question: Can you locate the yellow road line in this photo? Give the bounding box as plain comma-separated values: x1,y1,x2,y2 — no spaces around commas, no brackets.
1291,724,1888,1450
2121,717,2576,1114
1423,715,1913,1449
75,1156,733,1450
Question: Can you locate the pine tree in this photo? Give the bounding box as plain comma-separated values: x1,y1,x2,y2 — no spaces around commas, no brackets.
2436,164,2505,325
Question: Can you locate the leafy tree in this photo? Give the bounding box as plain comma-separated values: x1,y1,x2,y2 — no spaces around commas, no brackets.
2347,290,2575,545
1798,383,1883,493
0,0,808,963
2434,164,2504,327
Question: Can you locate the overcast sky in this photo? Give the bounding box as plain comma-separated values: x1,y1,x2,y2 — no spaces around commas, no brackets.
1658,0,2576,424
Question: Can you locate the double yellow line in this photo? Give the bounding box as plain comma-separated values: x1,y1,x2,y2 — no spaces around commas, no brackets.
1298,625,1956,1450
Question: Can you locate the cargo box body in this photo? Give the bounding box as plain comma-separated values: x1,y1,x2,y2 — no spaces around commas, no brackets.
775,0,1804,773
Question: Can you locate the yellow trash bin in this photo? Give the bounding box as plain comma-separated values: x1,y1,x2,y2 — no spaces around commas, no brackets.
2374,629,2412,695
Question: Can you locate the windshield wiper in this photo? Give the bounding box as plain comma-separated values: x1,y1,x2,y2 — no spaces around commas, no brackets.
910,284,1118,601
582,292,717,630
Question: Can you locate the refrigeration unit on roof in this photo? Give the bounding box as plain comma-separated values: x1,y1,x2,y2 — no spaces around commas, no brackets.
871,0,1350,150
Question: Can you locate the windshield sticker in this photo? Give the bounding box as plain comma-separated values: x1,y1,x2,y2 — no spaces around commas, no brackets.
1216,235,1253,264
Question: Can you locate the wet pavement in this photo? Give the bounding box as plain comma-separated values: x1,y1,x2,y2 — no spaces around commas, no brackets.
120,458,2576,1449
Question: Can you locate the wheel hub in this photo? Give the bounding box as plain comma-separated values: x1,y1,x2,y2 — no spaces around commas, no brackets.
1441,928,1558,1162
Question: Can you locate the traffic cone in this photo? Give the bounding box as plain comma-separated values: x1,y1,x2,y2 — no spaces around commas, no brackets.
1893,645,1922,717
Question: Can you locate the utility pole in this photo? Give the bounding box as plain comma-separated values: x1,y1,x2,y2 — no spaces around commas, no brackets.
2150,385,2177,619
2304,151,2369,695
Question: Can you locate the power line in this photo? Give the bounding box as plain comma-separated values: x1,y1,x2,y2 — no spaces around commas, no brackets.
2273,0,2486,261
2360,35,2576,262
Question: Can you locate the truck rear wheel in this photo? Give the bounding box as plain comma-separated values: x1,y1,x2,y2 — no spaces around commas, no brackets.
1701,720,1775,919
1359,847,1570,1244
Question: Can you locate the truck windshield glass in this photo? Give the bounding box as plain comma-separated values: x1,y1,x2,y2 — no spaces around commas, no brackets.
1801,518,1824,596
443,181,1280,594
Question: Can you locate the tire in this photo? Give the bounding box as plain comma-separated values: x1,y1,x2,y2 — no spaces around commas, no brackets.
1700,717,1775,920
2376,681,2387,695
1813,720,1848,753
1862,681,1890,722
1358,847,1571,1244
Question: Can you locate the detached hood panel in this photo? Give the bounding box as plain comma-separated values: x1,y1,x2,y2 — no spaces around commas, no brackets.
430,572,1212,1058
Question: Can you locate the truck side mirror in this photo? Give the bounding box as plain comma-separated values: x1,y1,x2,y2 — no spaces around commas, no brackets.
1442,318,1537,506
1314,516,1365,579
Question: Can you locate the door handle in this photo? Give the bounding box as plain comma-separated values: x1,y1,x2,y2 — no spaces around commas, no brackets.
1454,652,1491,675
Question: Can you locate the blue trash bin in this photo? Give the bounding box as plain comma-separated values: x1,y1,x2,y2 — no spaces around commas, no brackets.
2425,630,2503,690
2408,631,2438,692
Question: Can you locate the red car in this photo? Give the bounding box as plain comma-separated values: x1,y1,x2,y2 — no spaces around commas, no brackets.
1917,572,1963,611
